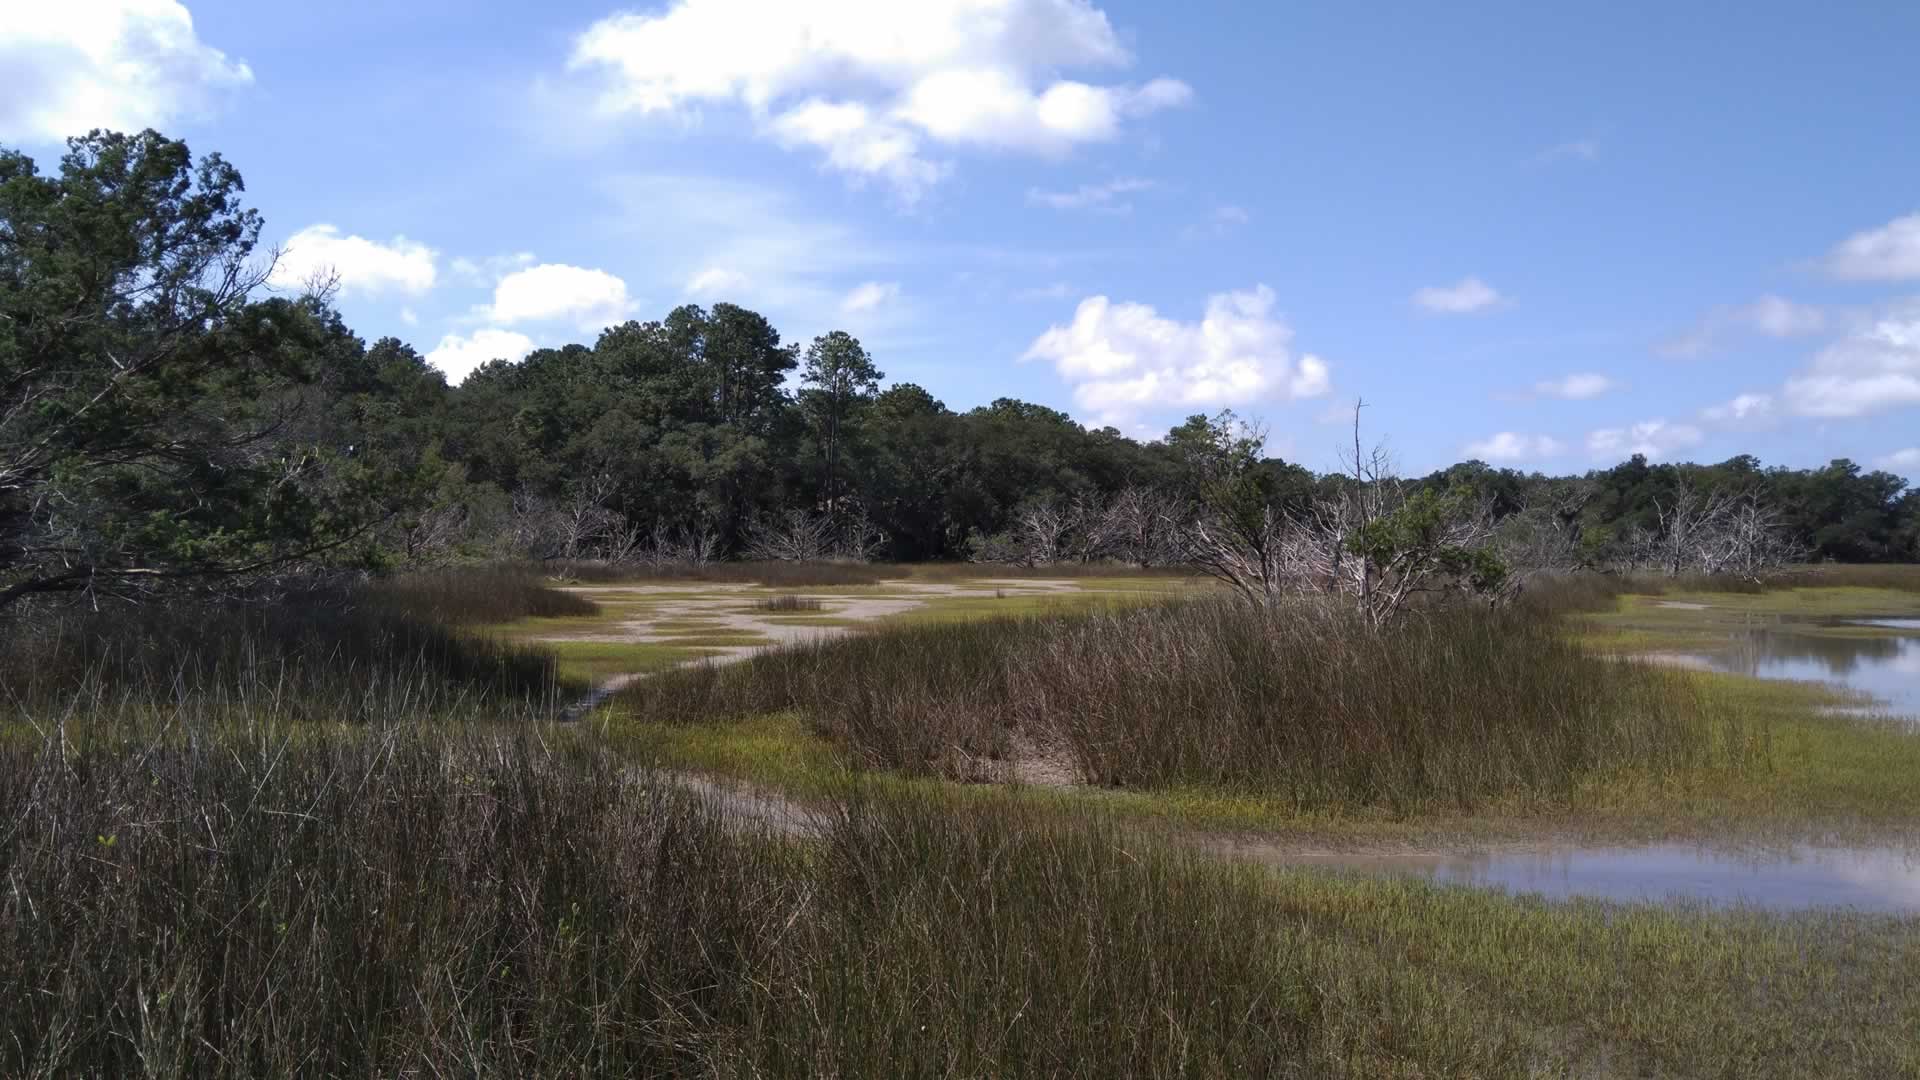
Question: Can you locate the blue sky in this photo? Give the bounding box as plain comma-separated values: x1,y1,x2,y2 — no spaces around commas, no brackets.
5,1,1919,478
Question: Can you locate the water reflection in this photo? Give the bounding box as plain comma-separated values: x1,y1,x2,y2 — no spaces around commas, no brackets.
1695,616,1920,715
1274,845,1920,914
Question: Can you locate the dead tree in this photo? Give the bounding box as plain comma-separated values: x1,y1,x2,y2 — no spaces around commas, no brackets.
744,510,836,562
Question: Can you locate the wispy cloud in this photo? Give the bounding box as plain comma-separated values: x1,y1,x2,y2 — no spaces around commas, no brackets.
1532,372,1618,400
1412,276,1506,314
1026,177,1155,213
1533,138,1599,164
1656,295,1827,357
1464,432,1566,462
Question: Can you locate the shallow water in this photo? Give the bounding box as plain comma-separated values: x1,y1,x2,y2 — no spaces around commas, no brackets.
1270,844,1920,914
1686,616,1920,717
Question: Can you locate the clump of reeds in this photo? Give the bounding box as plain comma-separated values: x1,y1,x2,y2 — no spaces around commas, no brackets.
623,585,1761,809
754,594,824,612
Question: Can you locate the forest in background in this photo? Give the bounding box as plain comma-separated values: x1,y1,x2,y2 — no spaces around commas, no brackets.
4,130,1918,610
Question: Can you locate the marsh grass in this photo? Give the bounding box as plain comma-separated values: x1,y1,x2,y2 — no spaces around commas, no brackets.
364,567,600,623
0,594,569,727
6,731,1910,1078
0,734,1329,1076
622,593,1757,810
753,594,823,612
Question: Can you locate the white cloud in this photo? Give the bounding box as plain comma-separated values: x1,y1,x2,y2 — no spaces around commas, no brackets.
1781,300,1920,418
1879,448,1920,471
1657,294,1827,357
268,225,437,297
400,307,419,326
488,263,634,329
1700,392,1775,425
686,267,750,297
767,100,950,200
1022,284,1330,422
1180,204,1251,241
0,0,252,142
1533,372,1616,400
1586,419,1705,461
1026,177,1153,212
1819,212,1920,281
1412,277,1505,314
841,281,901,313
424,328,535,384
1464,432,1565,462
569,0,1191,198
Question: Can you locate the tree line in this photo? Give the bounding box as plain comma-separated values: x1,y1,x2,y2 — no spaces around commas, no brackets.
3,130,1916,610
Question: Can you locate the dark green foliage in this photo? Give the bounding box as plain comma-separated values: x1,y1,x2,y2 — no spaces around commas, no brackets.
0,131,409,608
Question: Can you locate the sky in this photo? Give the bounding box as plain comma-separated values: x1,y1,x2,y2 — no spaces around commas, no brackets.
4,0,1919,479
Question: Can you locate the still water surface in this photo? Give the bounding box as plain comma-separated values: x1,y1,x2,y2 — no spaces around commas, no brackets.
1688,616,1920,717
1271,845,1920,914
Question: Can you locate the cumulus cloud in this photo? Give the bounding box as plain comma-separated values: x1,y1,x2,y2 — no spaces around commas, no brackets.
1022,285,1330,422
1818,212,1920,281
487,263,634,329
1586,419,1705,461
1464,432,1565,462
268,225,437,297
1533,372,1616,400
1026,177,1154,212
0,0,252,142
424,328,535,384
840,281,901,313
1656,294,1827,357
1780,301,1920,418
569,0,1191,199
1879,448,1920,471
1412,277,1505,314
686,267,750,297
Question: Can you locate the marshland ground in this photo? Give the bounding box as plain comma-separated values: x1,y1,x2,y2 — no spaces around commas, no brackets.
4,562,1919,1077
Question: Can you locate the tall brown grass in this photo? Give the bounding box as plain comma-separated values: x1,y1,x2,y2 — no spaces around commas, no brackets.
363,566,600,623
622,590,1758,809
0,592,571,725
0,734,1326,1075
